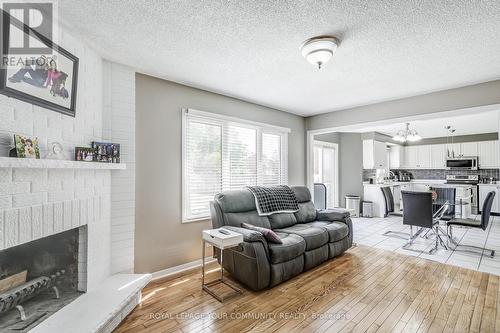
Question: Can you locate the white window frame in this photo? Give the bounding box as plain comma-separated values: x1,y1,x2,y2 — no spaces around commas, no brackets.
182,108,290,223
313,140,339,208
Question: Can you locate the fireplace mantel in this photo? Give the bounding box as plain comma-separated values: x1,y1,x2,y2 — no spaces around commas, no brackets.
0,157,126,170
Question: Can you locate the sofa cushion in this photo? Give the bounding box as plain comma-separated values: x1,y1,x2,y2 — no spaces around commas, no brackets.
269,255,304,287
215,189,256,213
275,224,329,250
224,211,271,229
306,221,349,242
268,233,306,264
268,213,297,229
292,186,312,203
294,202,317,223
316,208,351,222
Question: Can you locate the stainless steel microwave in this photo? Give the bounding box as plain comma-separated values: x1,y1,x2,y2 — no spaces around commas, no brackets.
446,157,478,170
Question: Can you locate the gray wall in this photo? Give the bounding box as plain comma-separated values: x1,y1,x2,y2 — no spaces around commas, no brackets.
315,132,364,206
306,80,500,130
135,73,306,273
361,132,401,145
315,132,340,144
339,133,364,203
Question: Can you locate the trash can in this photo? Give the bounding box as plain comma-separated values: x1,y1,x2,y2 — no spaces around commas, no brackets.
345,195,361,217
362,201,373,218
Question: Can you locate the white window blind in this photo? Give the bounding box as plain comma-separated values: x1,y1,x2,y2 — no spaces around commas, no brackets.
182,109,289,222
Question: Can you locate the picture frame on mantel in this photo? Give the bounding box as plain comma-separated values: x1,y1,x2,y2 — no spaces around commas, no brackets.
0,10,79,117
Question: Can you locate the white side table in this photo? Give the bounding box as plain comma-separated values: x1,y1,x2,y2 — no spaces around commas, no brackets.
202,228,243,302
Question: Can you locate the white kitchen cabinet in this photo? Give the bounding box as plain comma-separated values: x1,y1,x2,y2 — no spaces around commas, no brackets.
478,141,499,168
445,143,461,158
399,183,413,211
416,145,431,168
430,144,446,169
460,142,478,157
388,145,404,169
403,145,432,169
404,146,418,168
383,140,498,170
479,184,500,214
363,139,387,169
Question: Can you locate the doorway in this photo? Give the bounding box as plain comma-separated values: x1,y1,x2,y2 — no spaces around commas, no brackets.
313,140,339,208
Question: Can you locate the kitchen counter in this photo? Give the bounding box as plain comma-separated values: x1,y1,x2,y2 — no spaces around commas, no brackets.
363,180,472,188
363,180,475,217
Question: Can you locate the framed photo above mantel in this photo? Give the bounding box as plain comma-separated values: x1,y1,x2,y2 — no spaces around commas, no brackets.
0,10,79,117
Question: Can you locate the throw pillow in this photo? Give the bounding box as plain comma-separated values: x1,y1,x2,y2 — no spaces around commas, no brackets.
241,222,283,244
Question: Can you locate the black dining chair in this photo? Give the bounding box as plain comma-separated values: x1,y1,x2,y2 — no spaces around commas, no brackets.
401,191,448,254
381,186,407,239
446,190,496,258
381,186,402,217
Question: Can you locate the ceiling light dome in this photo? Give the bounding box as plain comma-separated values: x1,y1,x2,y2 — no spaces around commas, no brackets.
300,36,339,69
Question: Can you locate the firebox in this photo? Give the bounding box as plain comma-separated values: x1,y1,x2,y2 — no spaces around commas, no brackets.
0,227,85,332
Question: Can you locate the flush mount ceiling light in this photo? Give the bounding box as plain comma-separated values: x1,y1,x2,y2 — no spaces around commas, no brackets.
300,36,339,69
392,122,422,143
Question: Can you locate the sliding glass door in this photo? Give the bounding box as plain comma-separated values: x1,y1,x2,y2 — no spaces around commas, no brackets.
313,141,338,208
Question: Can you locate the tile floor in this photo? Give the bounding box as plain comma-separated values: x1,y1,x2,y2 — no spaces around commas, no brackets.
352,215,500,275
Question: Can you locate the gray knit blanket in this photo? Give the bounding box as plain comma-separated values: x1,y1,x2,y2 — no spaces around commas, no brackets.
247,185,299,216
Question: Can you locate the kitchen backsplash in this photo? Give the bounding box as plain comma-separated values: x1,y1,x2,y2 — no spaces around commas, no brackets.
363,169,499,181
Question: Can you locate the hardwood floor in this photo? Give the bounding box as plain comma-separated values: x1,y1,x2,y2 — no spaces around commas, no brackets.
116,245,500,333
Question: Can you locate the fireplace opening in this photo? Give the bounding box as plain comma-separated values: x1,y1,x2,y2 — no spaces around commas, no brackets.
0,228,84,332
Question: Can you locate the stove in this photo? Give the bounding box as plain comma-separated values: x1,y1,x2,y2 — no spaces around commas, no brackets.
446,174,479,214
445,174,480,185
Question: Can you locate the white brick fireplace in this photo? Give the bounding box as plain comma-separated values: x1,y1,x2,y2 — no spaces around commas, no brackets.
0,23,148,333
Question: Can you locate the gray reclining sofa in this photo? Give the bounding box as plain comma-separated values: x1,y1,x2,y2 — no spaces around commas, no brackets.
209,186,353,291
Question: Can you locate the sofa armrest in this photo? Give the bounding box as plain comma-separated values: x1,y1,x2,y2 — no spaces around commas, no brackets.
217,225,271,282
223,226,267,244
316,208,351,222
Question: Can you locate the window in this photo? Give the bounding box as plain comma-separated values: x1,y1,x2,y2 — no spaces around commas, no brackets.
182,109,289,222
313,141,338,208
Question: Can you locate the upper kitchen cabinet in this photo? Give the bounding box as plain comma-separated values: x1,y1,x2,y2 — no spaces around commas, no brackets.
417,145,432,168
363,139,387,169
445,143,461,158
404,145,431,168
388,145,404,169
478,140,500,168
430,144,446,169
445,142,478,158
459,142,478,157
403,146,417,168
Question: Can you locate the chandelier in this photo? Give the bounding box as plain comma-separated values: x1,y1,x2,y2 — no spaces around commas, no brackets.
392,123,421,143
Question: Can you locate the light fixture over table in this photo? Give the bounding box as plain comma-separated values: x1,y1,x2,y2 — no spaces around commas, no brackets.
300,36,339,69
392,123,422,143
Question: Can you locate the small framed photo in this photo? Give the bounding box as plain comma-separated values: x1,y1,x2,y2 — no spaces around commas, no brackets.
14,134,40,159
75,147,96,162
92,142,120,163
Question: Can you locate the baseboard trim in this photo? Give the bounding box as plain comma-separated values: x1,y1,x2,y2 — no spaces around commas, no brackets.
151,257,216,281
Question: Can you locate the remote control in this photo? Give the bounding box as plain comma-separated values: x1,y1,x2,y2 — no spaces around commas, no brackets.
219,229,231,235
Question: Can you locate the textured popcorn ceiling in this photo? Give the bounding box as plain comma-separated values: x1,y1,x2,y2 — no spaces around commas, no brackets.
58,0,500,116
